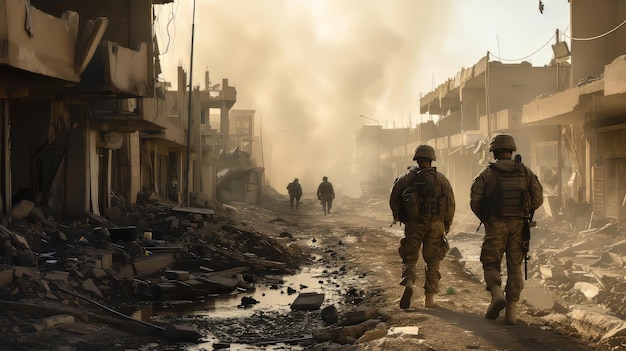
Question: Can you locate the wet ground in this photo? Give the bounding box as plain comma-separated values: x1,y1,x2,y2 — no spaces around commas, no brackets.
128,197,604,350
4,193,623,350
135,219,374,350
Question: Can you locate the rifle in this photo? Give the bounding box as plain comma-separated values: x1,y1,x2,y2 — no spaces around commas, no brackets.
522,210,535,280
515,153,535,279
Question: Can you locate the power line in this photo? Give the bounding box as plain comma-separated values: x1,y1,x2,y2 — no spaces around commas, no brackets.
489,32,556,62
561,19,626,41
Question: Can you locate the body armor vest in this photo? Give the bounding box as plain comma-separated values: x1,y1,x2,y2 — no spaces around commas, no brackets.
486,164,529,217
401,167,447,221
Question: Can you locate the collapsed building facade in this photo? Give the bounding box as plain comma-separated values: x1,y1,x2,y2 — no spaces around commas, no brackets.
0,0,264,220
357,1,626,225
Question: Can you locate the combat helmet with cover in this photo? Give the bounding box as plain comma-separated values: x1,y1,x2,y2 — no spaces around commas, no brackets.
489,133,517,152
412,144,436,161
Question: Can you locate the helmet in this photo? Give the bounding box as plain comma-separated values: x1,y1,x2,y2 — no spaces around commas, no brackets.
322,176,328,181
412,145,436,161
489,133,517,152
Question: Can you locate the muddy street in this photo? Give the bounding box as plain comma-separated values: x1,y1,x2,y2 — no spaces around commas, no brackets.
149,194,605,350
1,190,623,350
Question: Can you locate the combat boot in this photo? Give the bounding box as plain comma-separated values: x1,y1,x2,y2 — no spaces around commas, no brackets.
424,293,435,308
399,264,417,309
484,270,506,320
485,285,506,319
399,277,414,309
504,301,517,325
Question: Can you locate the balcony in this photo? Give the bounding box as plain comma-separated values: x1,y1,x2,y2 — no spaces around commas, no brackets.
101,41,149,96
89,96,169,133
494,109,521,130
0,0,106,83
449,131,482,149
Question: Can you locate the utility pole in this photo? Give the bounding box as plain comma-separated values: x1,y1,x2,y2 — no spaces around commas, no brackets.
185,0,196,206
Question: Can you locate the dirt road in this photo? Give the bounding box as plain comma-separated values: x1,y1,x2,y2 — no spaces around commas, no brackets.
1,192,607,351
264,195,598,350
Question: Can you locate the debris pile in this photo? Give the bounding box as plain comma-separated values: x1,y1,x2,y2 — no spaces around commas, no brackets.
0,190,311,348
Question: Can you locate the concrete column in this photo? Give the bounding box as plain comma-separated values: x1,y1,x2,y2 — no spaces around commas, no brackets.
129,132,141,204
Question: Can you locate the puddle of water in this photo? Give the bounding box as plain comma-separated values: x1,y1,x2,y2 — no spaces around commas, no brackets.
188,341,304,351
143,266,338,319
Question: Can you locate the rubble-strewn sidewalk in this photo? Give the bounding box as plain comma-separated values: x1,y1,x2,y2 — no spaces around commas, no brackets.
0,191,309,349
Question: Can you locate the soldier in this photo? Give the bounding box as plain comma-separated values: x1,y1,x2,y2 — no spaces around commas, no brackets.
286,178,303,210
470,133,543,324
316,176,335,215
389,145,455,309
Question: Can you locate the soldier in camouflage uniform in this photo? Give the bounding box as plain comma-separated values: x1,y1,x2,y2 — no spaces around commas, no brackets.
470,133,543,324
390,145,455,309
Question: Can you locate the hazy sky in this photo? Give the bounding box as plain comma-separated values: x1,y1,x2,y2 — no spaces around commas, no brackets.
154,0,570,197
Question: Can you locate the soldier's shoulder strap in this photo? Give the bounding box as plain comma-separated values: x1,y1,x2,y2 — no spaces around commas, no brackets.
408,167,434,177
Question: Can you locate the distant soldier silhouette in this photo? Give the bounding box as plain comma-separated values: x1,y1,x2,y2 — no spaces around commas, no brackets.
286,178,303,210
316,176,335,215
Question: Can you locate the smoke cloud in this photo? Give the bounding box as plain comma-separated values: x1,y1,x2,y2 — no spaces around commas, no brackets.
155,0,568,197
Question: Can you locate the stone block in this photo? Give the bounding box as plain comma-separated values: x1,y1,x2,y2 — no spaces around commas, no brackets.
343,308,380,326
164,270,190,281
32,314,75,332
91,268,108,279
574,281,600,299
539,265,566,279
132,253,177,277
99,253,112,270
0,268,14,289
291,292,325,310
12,233,31,250
257,259,286,269
321,305,338,325
81,278,103,298
116,264,134,279
44,271,70,285
358,326,387,343
30,206,45,220
10,200,35,220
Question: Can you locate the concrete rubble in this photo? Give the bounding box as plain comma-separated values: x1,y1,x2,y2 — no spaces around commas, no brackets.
450,213,626,346
0,190,309,347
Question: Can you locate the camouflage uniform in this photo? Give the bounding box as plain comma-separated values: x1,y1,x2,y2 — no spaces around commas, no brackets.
390,166,455,296
470,159,543,304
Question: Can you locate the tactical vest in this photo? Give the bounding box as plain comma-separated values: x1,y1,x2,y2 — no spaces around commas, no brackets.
486,164,530,217
401,167,447,221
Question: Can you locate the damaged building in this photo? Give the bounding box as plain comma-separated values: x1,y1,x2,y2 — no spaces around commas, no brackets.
357,0,626,226
0,0,265,221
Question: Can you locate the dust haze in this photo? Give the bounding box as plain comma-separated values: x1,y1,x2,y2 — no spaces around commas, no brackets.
155,0,563,197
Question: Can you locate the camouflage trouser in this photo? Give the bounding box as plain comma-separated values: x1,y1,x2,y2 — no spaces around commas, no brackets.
480,219,525,302
398,220,446,294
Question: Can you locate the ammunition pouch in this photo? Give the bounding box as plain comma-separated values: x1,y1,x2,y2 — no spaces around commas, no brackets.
401,189,446,221
401,188,421,221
